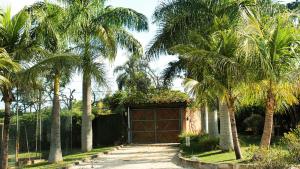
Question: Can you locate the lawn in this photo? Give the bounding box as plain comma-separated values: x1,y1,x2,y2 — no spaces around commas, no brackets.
22,147,113,169
181,135,283,164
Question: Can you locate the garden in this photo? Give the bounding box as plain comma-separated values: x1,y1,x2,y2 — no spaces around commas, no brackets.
0,0,300,169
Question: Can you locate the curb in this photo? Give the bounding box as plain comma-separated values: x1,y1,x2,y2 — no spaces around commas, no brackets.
177,152,300,169
61,145,124,169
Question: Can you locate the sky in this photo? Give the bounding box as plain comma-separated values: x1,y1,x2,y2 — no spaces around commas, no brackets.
0,0,183,101
0,0,295,101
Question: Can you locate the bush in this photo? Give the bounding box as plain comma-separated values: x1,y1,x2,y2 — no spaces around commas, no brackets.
246,146,290,169
179,132,219,153
282,126,300,163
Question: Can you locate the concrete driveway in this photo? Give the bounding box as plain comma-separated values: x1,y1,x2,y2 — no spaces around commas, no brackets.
72,144,188,169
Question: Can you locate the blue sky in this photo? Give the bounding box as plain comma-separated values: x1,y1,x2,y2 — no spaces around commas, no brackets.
0,0,295,101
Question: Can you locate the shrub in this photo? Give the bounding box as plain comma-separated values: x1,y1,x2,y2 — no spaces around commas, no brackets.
179,132,219,153
282,126,300,163
246,146,290,169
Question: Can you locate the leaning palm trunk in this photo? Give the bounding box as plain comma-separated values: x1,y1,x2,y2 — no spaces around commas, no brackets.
0,91,13,169
48,73,63,163
82,72,92,152
260,88,275,148
208,107,219,137
226,94,243,159
219,100,233,151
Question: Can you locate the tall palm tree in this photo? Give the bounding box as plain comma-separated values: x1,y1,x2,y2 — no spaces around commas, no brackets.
0,8,34,168
24,2,80,163
62,0,148,152
242,2,299,148
26,54,79,163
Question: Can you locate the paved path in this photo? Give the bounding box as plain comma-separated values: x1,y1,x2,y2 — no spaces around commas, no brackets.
73,145,188,169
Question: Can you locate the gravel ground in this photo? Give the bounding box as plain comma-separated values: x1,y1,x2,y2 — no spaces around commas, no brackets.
72,144,189,169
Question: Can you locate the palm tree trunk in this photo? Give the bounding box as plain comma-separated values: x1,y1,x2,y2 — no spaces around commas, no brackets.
82,72,92,152
208,107,219,137
226,94,243,159
0,93,12,169
48,73,63,163
219,100,233,151
260,88,275,148
201,104,209,133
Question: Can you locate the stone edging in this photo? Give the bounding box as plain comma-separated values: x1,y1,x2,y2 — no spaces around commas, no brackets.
177,152,300,169
62,145,124,169
177,151,253,169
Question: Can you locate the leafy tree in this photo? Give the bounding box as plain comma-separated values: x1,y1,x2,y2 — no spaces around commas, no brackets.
148,0,252,159
177,29,245,159
62,0,148,152
241,2,300,148
114,56,157,93
0,8,35,168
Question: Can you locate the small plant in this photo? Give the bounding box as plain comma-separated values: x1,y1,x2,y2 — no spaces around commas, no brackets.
179,132,219,153
282,126,300,163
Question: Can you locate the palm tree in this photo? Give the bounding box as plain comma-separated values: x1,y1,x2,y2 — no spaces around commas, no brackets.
146,0,251,57
175,29,245,159
24,2,80,163
114,56,155,92
147,0,252,158
0,49,20,169
26,54,79,163
62,0,148,152
0,8,35,168
242,2,299,148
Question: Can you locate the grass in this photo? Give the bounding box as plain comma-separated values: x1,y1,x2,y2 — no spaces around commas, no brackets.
181,135,283,164
22,147,113,169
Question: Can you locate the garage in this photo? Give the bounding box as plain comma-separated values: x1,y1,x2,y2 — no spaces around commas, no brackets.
127,103,187,143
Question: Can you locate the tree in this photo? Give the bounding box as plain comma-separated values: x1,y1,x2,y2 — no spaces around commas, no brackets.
63,0,148,152
176,29,245,159
146,0,252,57
26,54,79,163
147,0,253,159
114,56,155,92
0,8,34,168
241,2,299,148
25,2,79,163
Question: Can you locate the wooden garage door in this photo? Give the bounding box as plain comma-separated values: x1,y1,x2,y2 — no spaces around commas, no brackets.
131,108,181,143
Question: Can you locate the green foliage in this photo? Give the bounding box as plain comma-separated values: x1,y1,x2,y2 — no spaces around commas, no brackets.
114,56,156,92
282,127,300,163
246,146,290,169
125,88,189,104
179,132,219,153
102,89,189,115
61,101,83,117
103,91,128,114
92,101,111,115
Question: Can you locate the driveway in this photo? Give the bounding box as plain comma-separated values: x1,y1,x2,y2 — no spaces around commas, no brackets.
72,144,189,169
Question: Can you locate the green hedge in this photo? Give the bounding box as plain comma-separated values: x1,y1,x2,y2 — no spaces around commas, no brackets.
179,133,219,153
